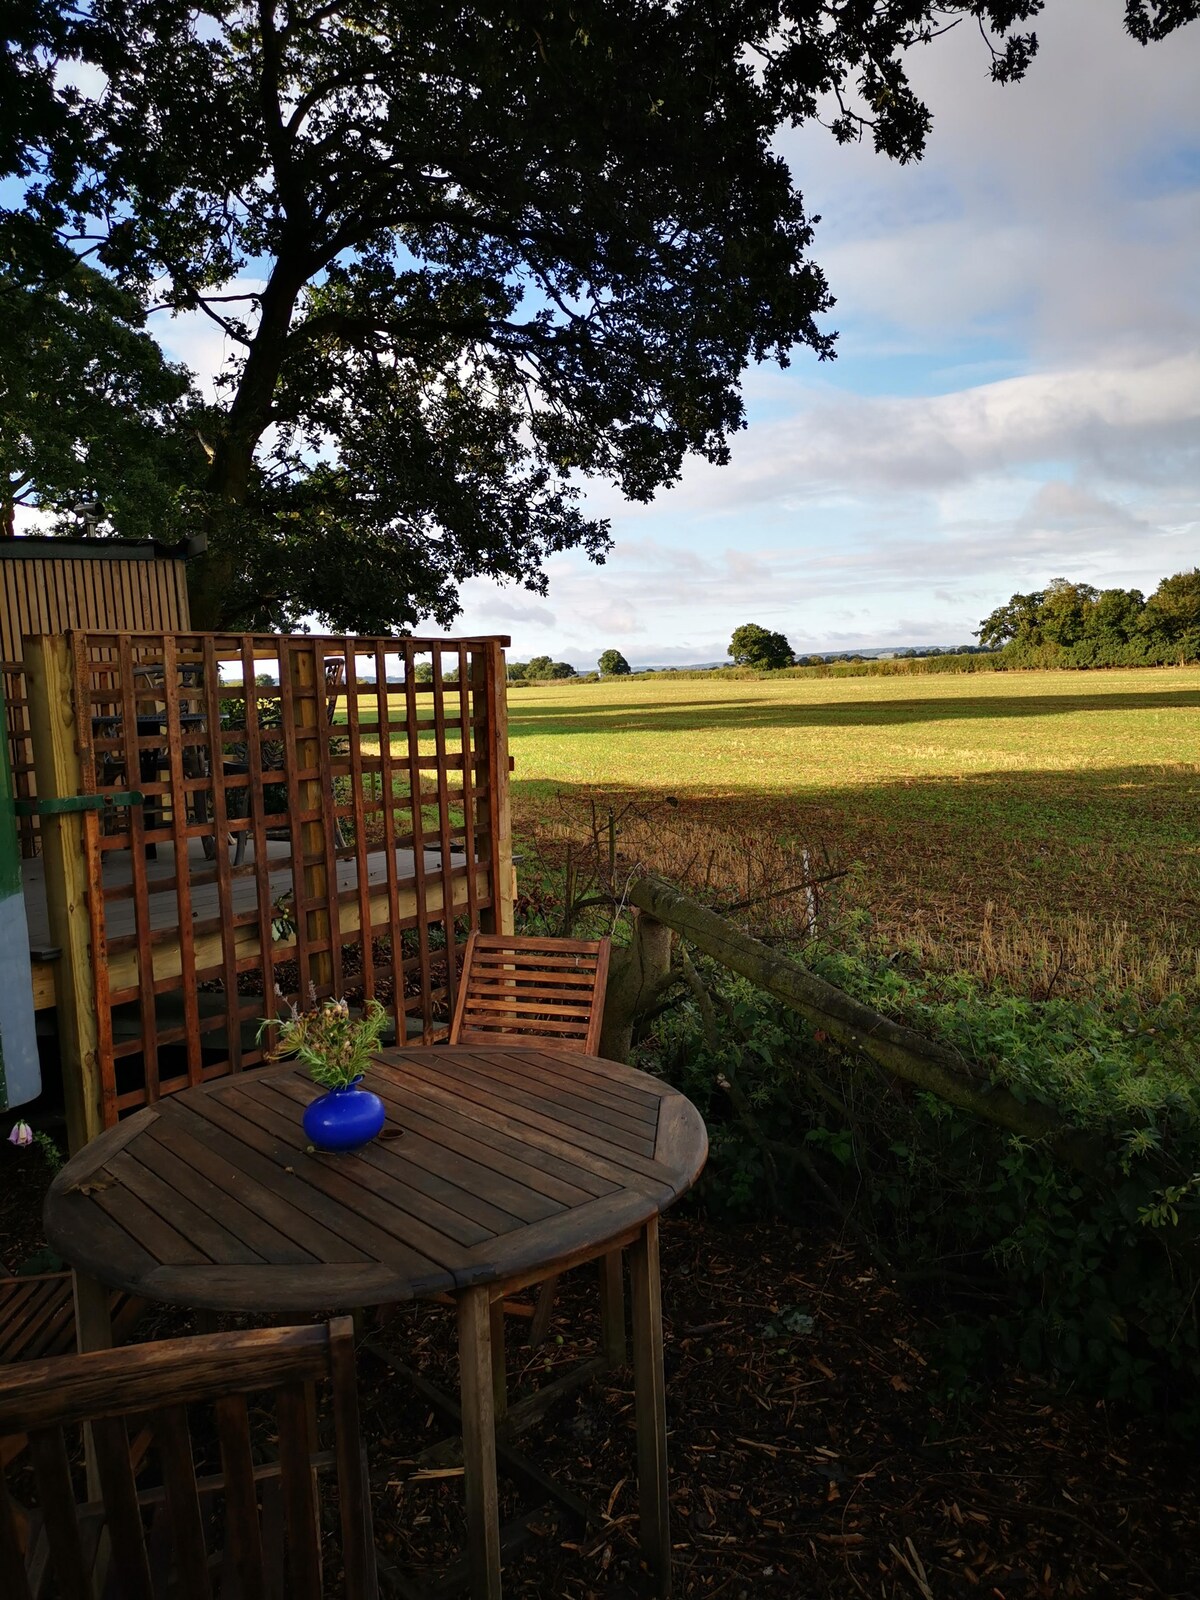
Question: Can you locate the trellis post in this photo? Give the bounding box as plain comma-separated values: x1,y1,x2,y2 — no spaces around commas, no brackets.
288,641,334,995
477,640,514,935
24,633,104,1150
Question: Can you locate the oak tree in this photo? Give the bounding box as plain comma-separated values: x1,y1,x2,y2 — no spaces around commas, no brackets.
729,622,794,670
5,1,1197,626
0,260,200,538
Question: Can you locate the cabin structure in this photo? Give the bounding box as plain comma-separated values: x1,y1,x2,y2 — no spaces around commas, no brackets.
1,542,514,1155
1,535,191,858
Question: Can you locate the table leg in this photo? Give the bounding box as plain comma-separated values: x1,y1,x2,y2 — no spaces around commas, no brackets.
73,1270,113,1354
489,1294,508,1423
73,1272,114,1509
457,1285,502,1600
630,1217,671,1597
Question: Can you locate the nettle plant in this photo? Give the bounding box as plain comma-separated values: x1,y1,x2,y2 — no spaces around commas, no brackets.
262,989,389,1089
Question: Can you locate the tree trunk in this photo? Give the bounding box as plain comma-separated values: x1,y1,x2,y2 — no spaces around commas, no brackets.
188,258,308,629
599,909,674,1062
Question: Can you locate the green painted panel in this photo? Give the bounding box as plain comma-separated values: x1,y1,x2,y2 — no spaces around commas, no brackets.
0,693,19,900
0,692,40,1110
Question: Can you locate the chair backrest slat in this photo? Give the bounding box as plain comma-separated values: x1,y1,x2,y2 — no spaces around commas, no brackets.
215,1392,269,1600
152,1405,212,1600
0,1323,330,1435
450,932,611,1056
93,1412,156,1600
29,1427,91,1600
275,1382,323,1600
0,1470,36,1600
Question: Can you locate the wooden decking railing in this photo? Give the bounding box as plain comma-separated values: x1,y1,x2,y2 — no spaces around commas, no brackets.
24,630,513,1151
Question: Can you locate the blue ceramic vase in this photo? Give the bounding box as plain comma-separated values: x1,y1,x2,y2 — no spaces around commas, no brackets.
302,1077,386,1152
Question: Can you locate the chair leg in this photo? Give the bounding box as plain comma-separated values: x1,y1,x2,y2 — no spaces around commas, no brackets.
630,1218,670,1597
599,1249,627,1368
527,1274,558,1349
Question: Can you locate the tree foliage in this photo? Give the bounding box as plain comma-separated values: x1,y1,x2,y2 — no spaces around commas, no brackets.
525,654,575,680
4,2,1196,625
0,259,201,537
598,649,632,676
729,622,794,670
977,570,1200,664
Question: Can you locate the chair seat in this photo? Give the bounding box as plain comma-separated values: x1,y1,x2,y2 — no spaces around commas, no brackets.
0,1273,141,1365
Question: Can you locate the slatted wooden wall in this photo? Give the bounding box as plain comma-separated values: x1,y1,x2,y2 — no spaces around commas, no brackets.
39,630,513,1139
1,542,190,856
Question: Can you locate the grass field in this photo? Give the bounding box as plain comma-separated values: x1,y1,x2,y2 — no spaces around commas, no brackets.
505,666,1200,999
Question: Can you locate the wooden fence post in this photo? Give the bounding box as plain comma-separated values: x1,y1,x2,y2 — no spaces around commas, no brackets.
599,910,674,1064
627,873,1109,1175
24,633,104,1150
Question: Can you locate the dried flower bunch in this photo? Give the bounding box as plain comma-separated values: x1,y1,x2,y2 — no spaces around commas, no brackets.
261,987,390,1089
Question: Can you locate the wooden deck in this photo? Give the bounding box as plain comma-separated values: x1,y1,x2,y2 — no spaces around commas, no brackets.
24,838,490,1012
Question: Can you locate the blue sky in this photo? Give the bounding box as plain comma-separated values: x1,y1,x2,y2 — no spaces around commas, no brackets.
25,1,1198,669
444,1,1200,667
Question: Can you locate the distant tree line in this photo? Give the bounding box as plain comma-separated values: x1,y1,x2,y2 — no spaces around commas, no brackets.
728,622,990,671
977,571,1200,667
889,644,993,661
508,656,576,682
501,572,1200,687
506,648,633,681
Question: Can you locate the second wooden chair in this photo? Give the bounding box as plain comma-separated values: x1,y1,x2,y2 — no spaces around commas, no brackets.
0,1317,377,1600
448,931,621,1358
449,931,611,1054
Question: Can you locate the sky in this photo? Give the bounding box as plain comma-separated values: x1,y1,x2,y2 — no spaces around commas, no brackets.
444,0,1200,668
23,1,1199,670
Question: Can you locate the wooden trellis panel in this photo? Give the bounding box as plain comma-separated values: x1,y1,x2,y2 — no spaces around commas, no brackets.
31,630,513,1146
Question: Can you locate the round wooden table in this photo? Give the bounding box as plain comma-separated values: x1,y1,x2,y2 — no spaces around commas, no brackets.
44,1043,708,1599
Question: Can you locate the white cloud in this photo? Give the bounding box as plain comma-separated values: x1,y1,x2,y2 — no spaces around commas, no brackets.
784,0,1200,365
127,1,1200,663
662,352,1200,510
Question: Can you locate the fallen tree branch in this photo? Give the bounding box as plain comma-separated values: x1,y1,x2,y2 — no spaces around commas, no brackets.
627,874,1108,1178
717,869,848,918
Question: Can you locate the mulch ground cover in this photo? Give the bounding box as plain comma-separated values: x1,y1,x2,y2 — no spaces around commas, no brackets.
3,1137,1196,1599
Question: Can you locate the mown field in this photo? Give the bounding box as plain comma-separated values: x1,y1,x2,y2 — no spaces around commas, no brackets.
505,666,1200,1000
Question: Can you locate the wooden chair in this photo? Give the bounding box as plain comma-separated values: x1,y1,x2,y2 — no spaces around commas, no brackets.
449,931,611,1054
0,1274,143,1369
0,1274,144,1469
448,932,621,1356
0,1317,378,1600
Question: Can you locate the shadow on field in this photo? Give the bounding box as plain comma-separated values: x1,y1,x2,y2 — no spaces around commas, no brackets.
513,763,1200,833
506,688,1200,740
512,765,1199,947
